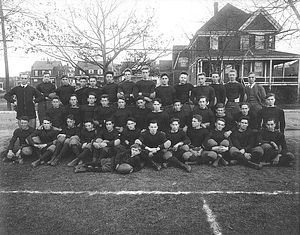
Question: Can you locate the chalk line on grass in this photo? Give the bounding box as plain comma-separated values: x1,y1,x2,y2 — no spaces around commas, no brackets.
0,190,298,196
202,198,222,235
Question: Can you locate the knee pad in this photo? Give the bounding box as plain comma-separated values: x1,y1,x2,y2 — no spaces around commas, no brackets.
182,151,192,160
57,135,66,143
22,146,33,156
163,151,172,160
207,151,218,159
206,139,218,149
261,143,272,151
7,151,15,159
47,145,56,153
32,136,41,144
180,145,189,152
221,140,230,147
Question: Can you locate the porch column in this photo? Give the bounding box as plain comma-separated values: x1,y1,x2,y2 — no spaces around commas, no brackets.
220,60,224,84
298,59,300,102
264,62,267,84
241,60,244,84
282,63,285,82
199,60,203,73
269,59,273,90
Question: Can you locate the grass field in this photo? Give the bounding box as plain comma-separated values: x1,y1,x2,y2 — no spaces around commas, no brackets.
0,111,299,235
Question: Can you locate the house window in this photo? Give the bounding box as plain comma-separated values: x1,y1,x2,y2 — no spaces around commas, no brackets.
254,62,263,76
89,69,94,74
240,35,250,50
265,35,275,49
34,70,38,76
178,57,188,68
48,71,52,75
210,36,218,50
97,69,103,75
255,35,264,49
0,82,3,90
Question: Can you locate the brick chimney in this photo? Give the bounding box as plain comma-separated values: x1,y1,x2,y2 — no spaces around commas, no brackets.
214,2,218,16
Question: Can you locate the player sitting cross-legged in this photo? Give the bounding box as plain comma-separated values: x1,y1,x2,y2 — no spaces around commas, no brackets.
164,118,192,172
135,120,171,171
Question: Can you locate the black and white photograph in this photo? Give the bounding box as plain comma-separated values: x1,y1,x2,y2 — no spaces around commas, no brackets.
0,0,299,234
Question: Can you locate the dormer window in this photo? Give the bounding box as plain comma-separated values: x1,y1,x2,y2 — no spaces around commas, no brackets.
240,35,250,50
255,35,265,49
210,35,218,50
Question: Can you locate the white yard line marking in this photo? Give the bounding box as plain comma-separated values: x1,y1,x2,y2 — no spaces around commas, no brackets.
202,198,222,235
0,190,298,195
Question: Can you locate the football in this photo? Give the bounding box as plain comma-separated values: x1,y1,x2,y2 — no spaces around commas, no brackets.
48,92,57,99
116,163,133,174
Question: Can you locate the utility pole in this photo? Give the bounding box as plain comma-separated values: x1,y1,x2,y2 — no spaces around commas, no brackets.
0,0,11,110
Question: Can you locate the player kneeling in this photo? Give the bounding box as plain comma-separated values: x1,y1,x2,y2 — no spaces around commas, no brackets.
3,116,35,164
74,143,143,174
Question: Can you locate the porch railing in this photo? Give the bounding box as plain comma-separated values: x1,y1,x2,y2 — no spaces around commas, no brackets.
206,76,299,86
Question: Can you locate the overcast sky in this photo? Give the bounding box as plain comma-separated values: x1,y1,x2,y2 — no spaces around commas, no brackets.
1,0,299,76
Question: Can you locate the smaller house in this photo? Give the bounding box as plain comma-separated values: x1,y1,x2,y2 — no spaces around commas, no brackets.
0,77,16,93
31,60,64,87
74,61,105,86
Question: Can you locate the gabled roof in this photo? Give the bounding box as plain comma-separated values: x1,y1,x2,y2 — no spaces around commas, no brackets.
288,60,299,67
32,61,62,70
197,3,250,33
240,8,281,32
77,61,103,70
173,45,188,51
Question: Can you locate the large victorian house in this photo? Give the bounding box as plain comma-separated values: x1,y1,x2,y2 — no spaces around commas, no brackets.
173,3,300,99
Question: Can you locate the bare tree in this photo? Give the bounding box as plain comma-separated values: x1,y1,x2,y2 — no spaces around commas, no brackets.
121,36,172,74
250,0,300,41
11,0,169,75
0,0,37,49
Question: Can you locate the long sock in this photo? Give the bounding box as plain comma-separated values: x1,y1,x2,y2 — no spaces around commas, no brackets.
78,149,91,160
93,148,100,161
264,148,276,162
40,150,53,162
53,141,63,156
85,167,103,172
233,152,248,164
167,156,185,168
99,149,109,160
188,155,198,162
58,143,70,159
140,152,154,165
234,152,261,169
250,151,262,163
71,145,81,158
34,148,42,159
197,155,212,164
